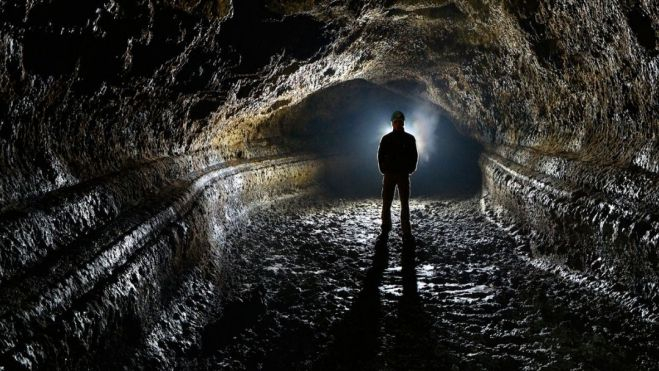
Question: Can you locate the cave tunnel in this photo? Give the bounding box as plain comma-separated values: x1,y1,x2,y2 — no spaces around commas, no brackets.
271,79,483,198
1,0,658,369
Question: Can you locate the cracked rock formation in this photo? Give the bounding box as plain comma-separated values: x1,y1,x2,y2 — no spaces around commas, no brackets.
0,0,657,368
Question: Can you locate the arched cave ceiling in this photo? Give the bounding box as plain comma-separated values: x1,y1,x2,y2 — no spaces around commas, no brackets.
0,0,657,206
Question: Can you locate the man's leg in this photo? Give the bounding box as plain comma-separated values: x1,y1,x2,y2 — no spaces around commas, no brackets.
381,174,395,233
397,174,411,236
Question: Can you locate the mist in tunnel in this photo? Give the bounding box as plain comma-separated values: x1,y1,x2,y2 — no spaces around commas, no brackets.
277,79,483,198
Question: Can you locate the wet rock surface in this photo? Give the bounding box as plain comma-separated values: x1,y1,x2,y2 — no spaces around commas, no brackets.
150,196,659,370
0,156,321,369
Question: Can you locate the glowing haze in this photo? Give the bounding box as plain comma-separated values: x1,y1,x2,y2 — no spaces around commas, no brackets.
379,105,440,164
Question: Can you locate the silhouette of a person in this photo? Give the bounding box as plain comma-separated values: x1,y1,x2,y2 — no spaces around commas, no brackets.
378,111,418,239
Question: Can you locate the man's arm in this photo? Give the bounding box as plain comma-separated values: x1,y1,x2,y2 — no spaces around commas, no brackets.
408,136,418,174
377,136,388,174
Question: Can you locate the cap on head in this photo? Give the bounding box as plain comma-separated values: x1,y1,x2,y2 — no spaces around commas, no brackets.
391,110,405,122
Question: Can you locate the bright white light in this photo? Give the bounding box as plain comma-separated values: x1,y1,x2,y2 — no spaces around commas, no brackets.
379,122,393,138
378,106,439,164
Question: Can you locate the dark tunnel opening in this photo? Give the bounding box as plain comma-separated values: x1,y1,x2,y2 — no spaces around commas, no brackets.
275,79,483,198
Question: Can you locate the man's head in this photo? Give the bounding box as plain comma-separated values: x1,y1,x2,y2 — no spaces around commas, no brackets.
391,111,405,131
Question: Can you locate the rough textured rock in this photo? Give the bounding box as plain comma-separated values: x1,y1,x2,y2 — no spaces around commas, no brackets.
158,196,657,370
0,0,657,367
0,155,321,369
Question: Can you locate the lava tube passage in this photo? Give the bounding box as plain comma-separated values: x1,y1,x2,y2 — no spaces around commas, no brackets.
2,0,658,369
276,79,483,198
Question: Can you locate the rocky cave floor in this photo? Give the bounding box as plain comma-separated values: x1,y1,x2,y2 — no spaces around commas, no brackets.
144,195,658,370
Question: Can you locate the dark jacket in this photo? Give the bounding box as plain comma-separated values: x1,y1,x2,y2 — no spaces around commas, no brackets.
378,130,418,174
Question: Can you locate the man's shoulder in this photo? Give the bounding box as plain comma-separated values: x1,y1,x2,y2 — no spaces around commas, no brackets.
382,131,415,141
381,132,395,141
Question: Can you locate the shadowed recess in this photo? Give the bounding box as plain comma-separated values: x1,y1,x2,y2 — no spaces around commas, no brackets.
265,79,483,197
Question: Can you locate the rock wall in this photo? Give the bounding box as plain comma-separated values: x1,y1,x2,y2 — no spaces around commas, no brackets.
0,1,355,366
0,0,363,207
350,0,658,302
0,153,321,368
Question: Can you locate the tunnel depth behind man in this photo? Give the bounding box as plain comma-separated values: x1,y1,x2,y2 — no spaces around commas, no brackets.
378,111,418,239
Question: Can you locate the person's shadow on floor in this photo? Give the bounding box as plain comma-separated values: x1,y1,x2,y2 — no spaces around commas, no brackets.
313,233,389,370
388,237,452,370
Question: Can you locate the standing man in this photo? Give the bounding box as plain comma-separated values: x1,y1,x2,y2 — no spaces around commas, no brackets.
378,111,418,239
